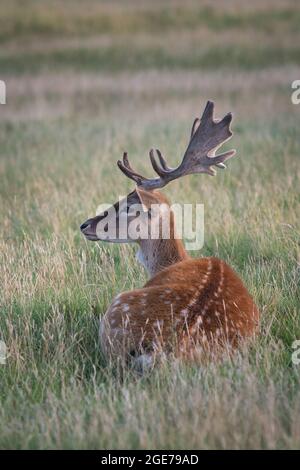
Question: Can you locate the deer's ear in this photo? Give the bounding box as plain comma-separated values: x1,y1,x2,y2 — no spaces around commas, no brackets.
135,186,158,211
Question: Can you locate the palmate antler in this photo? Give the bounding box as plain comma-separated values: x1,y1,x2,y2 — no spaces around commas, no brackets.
117,101,236,190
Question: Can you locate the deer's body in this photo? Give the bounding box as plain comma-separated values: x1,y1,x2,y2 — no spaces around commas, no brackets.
81,101,260,368
99,214,258,364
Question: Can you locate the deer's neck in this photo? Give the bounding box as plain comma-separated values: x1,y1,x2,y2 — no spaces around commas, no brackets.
137,237,188,277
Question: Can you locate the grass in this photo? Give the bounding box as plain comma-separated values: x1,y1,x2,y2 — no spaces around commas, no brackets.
0,0,300,449
1,1,299,42
2,43,300,75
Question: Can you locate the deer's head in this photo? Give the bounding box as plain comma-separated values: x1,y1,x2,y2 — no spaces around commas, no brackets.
80,101,235,246
80,187,172,243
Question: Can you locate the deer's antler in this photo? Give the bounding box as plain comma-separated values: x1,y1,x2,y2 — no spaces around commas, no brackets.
117,101,236,190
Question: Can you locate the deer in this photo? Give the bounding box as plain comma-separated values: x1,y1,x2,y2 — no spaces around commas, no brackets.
80,101,259,370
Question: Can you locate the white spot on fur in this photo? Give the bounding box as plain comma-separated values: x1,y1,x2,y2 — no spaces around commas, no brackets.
181,308,189,317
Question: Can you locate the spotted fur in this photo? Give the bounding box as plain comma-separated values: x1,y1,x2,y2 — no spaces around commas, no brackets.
100,256,259,361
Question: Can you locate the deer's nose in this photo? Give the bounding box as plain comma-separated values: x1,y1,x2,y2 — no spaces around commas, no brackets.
80,221,91,231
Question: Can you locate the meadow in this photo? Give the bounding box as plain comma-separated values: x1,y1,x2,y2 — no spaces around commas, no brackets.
0,0,300,449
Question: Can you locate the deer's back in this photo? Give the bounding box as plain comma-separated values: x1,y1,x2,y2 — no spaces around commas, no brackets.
100,257,259,359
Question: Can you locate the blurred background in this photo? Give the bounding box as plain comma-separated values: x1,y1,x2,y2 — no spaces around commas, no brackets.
1,0,299,122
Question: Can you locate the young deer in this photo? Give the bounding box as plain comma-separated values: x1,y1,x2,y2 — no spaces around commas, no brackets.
81,101,259,368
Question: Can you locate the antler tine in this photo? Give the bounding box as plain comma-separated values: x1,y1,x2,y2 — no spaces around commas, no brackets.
201,100,214,124
149,149,173,177
190,118,200,139
117,152,147,185
117,160,140,184
149,149,165,177
122,152,134,172
155,149,172,171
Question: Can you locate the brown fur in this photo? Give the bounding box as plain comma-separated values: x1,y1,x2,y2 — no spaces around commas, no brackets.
100,256,259,361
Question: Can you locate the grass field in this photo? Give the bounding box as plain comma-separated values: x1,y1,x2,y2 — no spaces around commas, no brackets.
0,0,300,449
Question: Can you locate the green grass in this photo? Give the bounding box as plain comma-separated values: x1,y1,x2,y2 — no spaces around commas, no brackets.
1,0,300,450
1,43,300,75
1,2,299,42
